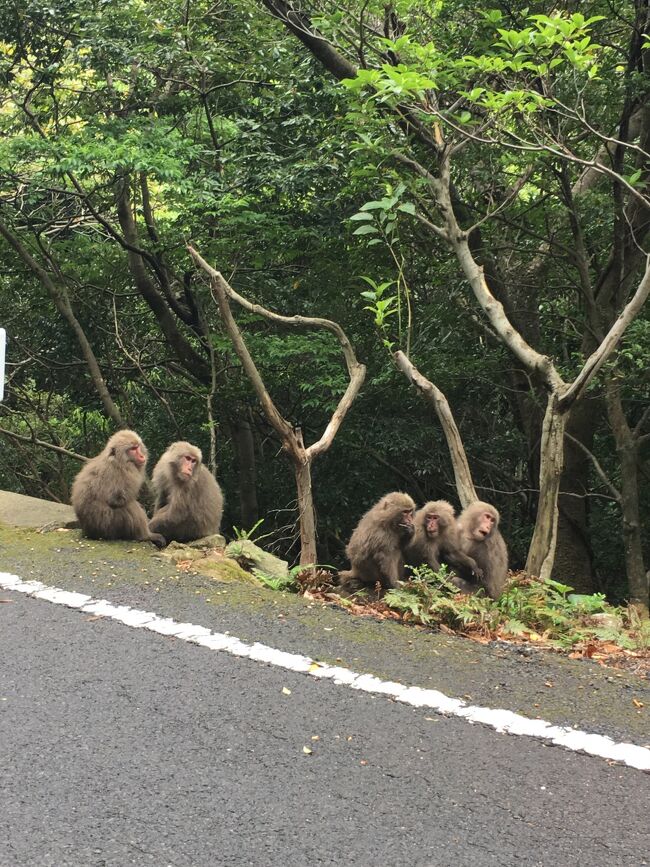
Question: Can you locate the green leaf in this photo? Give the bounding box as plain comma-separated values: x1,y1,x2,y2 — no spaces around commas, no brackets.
359,200,388,211
397,202,416,215
352,224,379,235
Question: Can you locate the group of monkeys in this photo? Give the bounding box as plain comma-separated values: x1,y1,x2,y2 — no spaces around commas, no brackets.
71,430,224,549
338,492,509,600
70,431,508,600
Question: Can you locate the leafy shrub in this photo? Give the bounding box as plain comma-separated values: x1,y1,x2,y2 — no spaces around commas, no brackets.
383,566,649,652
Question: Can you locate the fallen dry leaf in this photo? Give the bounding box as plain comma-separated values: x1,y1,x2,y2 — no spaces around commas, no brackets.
282,687,291,696
601,642,624,654
632,699,644,708
302,746,312,755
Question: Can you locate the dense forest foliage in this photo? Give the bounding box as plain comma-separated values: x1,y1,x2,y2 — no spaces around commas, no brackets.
0,0,647,606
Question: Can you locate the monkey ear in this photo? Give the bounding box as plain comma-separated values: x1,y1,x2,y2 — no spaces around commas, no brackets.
109,447,116,457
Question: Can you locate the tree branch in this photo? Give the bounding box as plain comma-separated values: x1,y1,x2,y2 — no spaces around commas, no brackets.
564,432,621,502
393,350,478,507
0,426,87,462
560,256,650,409
114,181,210,380
188,244,366,461
188,246,299,459
0,217,125,428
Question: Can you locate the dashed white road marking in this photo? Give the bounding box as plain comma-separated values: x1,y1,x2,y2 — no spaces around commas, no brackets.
2,571,649,772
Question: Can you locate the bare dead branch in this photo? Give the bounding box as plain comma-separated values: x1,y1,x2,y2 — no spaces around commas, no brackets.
561,257,650,409
0,426,87,462
187,244,367,461
565,432,621,502
393,351,478,508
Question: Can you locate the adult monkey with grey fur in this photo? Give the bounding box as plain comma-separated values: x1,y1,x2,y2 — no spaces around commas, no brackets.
71,430,166,547
338,492,415,593
405,500,483,578
149,441,223,543
453,501,508,599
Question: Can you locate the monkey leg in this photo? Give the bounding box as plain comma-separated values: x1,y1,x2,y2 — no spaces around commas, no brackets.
124,503,166,547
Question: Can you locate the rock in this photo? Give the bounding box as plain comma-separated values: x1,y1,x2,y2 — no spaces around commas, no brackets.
588,612,623,631
38,519,80,533
186,534,226,549
157,544,207,562
0,490,76,529
193,556,259,584
155,542,259,585
225,539,289,580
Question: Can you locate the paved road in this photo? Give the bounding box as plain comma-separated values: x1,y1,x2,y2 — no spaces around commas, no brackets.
1,591,649,867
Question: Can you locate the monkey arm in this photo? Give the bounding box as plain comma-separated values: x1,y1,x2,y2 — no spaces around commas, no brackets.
154,491,169,511
424,552,441,571
375,550,403,589
441,547,484,579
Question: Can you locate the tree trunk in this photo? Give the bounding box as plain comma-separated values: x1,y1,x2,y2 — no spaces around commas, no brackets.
293,443,317,566
605,377,648,612
553,400,596,592
233,411,259,529
526,393,568,581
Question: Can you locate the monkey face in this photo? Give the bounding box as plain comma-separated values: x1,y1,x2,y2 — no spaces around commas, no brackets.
420,501,454,538
126,442,147,468
179,454,198,479
425,512,440,538
399,508,415,537
474,511,496,540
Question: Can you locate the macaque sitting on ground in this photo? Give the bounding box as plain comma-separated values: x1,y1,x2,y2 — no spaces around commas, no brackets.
405,500,483,579
338,492,415,594
451,501,509,600
149,441,224,543
71,430,166,548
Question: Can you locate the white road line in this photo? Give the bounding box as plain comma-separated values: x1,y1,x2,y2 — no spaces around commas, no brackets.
2,570,649,772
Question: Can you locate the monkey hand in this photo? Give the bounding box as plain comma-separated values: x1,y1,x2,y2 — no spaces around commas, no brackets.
472,567,484,580
107,493,127,509
150,532,167,549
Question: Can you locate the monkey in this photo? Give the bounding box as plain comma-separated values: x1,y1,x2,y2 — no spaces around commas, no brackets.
451,501,509,600
338,492,415,594
405,500,483,579
149,441,224,543
71,430,166,548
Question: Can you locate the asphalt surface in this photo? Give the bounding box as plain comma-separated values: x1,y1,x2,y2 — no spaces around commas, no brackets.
2,523,650,746
1,591,649,867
